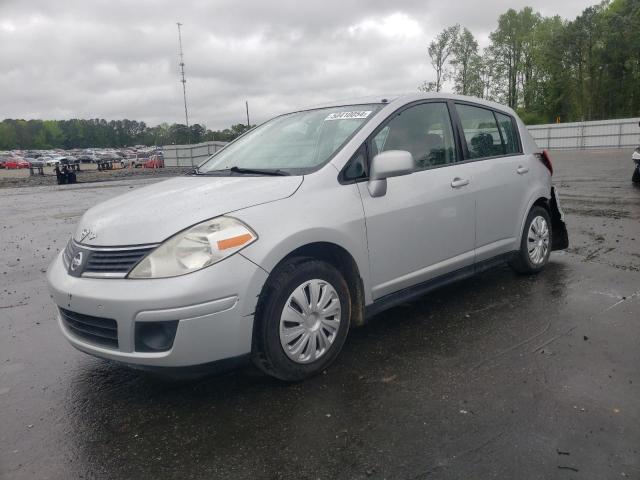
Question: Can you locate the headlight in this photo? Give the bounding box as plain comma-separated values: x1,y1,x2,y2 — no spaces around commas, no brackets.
128,216,257,279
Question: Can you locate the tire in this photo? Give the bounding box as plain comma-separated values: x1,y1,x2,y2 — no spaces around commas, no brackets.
632,167,640,184
252,258,351,381
509,206,552,275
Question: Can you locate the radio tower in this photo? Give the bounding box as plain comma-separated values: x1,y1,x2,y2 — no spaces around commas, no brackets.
176,22,190,142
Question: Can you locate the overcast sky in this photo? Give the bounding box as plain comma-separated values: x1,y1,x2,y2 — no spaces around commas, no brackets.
1,0,594,130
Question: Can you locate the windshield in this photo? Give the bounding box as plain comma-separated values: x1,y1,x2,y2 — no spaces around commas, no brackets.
197,104,383,174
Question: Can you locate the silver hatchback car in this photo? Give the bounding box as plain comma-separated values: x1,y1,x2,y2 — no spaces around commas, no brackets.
47,93,568,381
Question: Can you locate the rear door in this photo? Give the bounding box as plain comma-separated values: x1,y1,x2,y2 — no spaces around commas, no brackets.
357,101,476,300
454,103,531,262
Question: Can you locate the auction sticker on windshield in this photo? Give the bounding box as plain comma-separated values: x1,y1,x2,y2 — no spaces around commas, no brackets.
325,111,372,121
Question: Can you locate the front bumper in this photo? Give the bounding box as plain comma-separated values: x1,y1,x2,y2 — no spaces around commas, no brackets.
46,250,268,367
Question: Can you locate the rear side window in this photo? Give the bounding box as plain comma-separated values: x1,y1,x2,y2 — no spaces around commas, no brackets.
371,102,458,170
455,104,504,159
495,112,520,154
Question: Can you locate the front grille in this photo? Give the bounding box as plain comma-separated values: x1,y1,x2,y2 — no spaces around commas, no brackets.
64,239,156,278
59,308,119,349
84,248,154,275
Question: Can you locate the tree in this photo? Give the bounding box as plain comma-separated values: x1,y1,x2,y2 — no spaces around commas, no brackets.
477,46,505,103
418,81,437,93
451,28,480,96
0,122,17,150
426,25,460,92
489,9,525,108
527,15,571,123
189,124,206,143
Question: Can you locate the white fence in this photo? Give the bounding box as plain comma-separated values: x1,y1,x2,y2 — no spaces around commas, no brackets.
163,141,228,167
528,117,640,150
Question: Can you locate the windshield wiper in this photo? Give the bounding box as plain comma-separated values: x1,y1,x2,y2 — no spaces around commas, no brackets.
228,166,290,176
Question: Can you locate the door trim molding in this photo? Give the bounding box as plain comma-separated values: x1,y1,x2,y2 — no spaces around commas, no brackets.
364,251,517,318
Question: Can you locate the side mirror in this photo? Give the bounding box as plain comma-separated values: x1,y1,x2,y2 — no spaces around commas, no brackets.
368,150,414,197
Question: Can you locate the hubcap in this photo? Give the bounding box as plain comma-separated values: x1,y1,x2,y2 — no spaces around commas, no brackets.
279,279,341,364
527,216,550,265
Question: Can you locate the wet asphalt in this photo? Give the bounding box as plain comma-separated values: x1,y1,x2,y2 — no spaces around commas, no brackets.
1,150,639,479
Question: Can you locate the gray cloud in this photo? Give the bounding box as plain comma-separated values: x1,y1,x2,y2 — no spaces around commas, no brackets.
0,0,594,129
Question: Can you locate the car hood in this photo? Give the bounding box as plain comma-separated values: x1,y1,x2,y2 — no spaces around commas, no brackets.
74,175,303,246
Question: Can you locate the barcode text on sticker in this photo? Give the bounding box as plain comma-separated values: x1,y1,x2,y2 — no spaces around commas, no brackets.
325,111,372,121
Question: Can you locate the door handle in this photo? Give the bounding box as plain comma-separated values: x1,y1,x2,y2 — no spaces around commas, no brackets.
517,166,530,175
450,177,469,188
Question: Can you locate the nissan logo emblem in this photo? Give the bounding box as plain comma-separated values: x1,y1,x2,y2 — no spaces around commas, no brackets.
70,252,83,272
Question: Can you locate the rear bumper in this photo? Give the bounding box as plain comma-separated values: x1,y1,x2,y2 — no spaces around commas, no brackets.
47,250,268,367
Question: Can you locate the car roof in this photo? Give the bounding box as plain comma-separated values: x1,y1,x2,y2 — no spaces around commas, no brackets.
301,92,517,117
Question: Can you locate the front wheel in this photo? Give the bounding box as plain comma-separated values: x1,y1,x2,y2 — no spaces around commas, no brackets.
509,206,552,275
632,166,640,183
252,258,350,381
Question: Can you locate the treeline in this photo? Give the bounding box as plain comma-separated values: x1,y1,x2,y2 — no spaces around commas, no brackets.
423,0,640,124
0,119,254,150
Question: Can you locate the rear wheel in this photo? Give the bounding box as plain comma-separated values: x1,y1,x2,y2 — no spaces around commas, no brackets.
509,206,552,274
252,258,350,381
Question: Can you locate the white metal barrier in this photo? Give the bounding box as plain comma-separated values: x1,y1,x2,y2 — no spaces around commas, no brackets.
528,118,640,150
162,141,228,167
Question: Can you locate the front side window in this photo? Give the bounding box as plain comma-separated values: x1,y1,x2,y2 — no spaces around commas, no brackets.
198,104,383,175
371,102,457,169
456,104,505,159
343,147,367,181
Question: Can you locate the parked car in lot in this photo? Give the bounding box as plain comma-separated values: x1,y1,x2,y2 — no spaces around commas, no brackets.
58,157,79,167
46,156,63,167
120,156,147,168
47,93,568,381
26,157,45,168
77,154,99,164
5,157,31,169
143,155,163,168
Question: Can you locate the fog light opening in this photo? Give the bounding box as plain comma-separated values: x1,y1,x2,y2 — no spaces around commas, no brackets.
135,320,179,353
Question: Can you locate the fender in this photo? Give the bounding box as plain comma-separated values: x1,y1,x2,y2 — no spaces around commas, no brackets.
516,184,568,251
234,174,374,305
517,186,551,243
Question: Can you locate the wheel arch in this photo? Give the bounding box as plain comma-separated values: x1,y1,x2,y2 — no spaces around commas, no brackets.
256,241,366,328
518,189,568,252
517,186,550,241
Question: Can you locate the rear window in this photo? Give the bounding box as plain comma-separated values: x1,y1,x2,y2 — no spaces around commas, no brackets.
495,112,520,154
455,104,520,159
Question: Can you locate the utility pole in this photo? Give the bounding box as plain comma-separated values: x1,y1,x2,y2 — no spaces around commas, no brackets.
245,101,250,128
176,22,190,145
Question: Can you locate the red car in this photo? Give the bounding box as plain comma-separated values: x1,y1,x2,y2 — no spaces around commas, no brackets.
144,155,164,168
4,158,31,169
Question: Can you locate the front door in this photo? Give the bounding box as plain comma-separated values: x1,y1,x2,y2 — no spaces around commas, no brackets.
357,102,476,300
